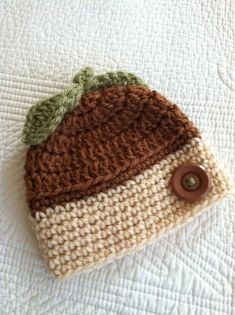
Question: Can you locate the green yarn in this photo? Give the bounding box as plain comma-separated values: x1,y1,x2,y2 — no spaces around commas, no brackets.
73,66,94,85
22,67,147,145
86,71,147,92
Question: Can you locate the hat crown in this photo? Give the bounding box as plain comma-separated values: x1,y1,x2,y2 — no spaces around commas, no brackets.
22,68,147,145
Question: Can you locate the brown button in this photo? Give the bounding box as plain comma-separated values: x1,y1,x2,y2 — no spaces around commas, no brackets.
171,163,210,202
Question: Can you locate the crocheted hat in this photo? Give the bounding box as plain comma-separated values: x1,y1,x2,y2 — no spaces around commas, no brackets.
22,67,233,278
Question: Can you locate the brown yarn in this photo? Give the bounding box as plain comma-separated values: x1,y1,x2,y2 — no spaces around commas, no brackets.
25,85,199,216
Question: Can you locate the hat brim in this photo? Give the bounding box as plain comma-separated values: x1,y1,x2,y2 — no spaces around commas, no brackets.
31,137,233,279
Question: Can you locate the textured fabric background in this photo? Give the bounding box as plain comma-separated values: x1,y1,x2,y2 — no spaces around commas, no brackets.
0,0,235,314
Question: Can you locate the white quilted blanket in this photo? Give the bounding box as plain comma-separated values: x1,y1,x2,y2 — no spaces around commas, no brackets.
0,1,235,314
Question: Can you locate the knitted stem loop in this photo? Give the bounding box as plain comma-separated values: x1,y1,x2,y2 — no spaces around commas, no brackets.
22,67,146,145
72,67,94,85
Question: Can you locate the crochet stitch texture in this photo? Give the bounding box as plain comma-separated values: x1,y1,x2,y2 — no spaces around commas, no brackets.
23,68,233,278
22,67,146,145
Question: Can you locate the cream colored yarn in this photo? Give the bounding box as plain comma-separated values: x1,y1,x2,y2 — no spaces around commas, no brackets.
31,138,233,278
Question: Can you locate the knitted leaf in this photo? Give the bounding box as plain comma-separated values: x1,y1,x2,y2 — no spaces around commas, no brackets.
22,68,146,145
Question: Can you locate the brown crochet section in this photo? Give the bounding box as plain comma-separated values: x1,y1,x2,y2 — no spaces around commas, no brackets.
25,85,200,216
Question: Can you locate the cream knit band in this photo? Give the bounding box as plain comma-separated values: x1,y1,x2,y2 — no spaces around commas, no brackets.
31,138,232,278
